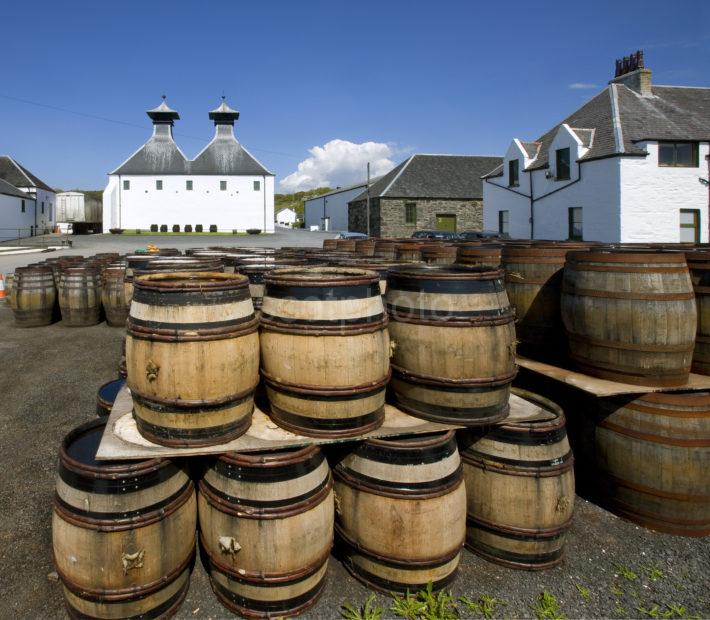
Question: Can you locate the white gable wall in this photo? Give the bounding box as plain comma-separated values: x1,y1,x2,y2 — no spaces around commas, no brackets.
620,141,710,243
104,174,275,232
305,186,366,231
0,193,36,240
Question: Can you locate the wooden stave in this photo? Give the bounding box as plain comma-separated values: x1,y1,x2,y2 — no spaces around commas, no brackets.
385,266,516,425
332,431,466,592
58,267,102,327
686,254,710,375
126,272,260,447
198,446,333,618
458,389,575,570
52,419,196,617
561,252,697,386
101,267,130,327
12,266,56,327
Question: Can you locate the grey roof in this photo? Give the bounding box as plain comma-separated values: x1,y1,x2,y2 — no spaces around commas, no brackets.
350,154,503,202
111,125,189,175
190,125,273,176
0,178,30,199
524,84,710,170
303,178,382,201
147,99,179,122
520,141,541,159
481,163,504,179
0,156,54,192
209,99,240,124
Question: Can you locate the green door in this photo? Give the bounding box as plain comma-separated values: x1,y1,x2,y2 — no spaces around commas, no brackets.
436,214,457,233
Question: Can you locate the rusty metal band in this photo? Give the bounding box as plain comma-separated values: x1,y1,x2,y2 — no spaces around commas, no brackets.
565,286,695,301
569,356,690,386
465,539,564,571
387,307,515,327
341,557,458,595
601,496,710,535
335,523,462,570
390,364,516,388
622,400,710,418
461,450,574,477
56,548,194,603
126,315,259,342
209,571,327,619
216,444,324,478
259,314,388,336
466,513,573,539
129,382,257,410
261,369,390,397
333,464,463,500
133,414,252,448
564,263,688,273
268,406,385,439
601,472,710,503
566,331,695,353
133,271,248,292
598,419,710,448
198,473,332,520
204,536,331,585
53,481,194,532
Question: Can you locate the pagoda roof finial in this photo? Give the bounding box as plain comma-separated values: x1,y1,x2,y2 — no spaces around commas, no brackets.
209,97,240,125
147,96,180,123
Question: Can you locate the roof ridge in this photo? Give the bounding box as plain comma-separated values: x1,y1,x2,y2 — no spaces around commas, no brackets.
7,157,33,187
609,84,625,154
381,155,415,197
653,84,710,90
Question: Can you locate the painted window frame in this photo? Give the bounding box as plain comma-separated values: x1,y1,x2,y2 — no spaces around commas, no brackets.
508,160,519,187
498,210,509,235
556,148,571,181
568,207,583,240
659,142,699,168
680,208,701,243
405,202,417,225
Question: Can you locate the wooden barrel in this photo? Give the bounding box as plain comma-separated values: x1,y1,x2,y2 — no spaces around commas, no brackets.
561,251,696,386
502,245,588,360
421,245,458,265
118,336,127,379
58,266,102,326
685,252,710,375
237,263,295,311
459,389,575,569
101,266,130,327
96,378,126,417
198,446,333,617
5,272,14,307
260,267,390,438
52,419,196,618
374,240,398,260
335,239,357,252
395,243,424,262
332,431,466,592
592,391,710,536
355,239,377,256
327,259,405,295
126,272,260,447
456,245,502,269
323,239,338,250
386,265,516,425
11,265,56,327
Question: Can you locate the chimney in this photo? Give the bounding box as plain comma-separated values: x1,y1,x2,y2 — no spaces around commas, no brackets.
609,50,652,96
146,95,180,137
209,97,240,140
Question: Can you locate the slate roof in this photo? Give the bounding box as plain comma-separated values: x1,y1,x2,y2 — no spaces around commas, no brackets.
0,178,30,199
190,125,273,176
351,154,503,202
111,125,189,175
520,141,541,159
516,83,710,171
304,178,382,201
0,156,54,192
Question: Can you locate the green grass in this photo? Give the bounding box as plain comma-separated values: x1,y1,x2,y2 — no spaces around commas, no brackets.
275,186,331,218
642,564,665,582
341,594,384,620
532,592,565,620
574,584,591,601
459,594,505,618
615,564,639,581
116,231,251,236
389,583,458,620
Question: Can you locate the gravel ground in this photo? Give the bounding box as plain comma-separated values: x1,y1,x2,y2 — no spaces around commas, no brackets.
0,233,708,619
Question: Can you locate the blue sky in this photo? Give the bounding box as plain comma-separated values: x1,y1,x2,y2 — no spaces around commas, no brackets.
1,0,708,192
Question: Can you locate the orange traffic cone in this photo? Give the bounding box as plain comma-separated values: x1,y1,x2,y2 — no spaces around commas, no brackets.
0,274,6,302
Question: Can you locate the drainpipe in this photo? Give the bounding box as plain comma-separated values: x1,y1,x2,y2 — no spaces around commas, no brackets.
263,175,266,233
529,171,535,239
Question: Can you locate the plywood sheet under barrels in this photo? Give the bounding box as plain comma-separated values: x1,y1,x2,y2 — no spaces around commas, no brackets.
96,387,550,460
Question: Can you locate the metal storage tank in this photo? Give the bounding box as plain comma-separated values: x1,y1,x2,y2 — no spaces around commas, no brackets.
55,191,103,233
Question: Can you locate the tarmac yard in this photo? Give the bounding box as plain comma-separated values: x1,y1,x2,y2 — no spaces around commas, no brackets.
0,234,708,619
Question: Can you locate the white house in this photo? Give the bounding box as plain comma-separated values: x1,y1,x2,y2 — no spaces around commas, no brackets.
275,207,297,227
0,179,37,241
304,181,376,232
482,52,710,243
0,156,55,237
103,98,275,233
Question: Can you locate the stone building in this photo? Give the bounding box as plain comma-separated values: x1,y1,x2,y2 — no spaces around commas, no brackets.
348,154,502,237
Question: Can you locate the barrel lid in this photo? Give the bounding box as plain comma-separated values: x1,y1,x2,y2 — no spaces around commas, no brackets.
387,264,503,280
501,388,563,429
265,266,380,287
97,378,126,405
133,271,249,292
567,250,688,264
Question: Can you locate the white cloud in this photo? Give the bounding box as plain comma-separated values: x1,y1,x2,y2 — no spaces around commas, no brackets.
568,82,598,90
279,139,395,192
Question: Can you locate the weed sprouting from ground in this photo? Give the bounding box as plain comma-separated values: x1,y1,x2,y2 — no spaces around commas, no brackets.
459,594,506,618
574,584,591,601
341,594,384,620
615,564,639,581
642,564,665,582
389,583,458,620
532,591,565,620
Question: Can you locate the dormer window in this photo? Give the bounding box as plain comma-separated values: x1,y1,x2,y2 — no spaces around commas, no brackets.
659,142,698,167
556,148,571,180
508,160,519,187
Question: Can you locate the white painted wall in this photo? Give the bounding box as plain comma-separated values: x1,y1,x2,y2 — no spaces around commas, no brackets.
0,193,37,241
620,141,710,243
304,185,366,231
103,174,275,233
34,188,56,233
275,207,297,226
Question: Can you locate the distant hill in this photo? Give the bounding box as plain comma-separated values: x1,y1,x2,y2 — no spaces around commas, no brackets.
275,187,331,218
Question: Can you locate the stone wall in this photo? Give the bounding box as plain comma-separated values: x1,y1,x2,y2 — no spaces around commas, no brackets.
348,198,381,236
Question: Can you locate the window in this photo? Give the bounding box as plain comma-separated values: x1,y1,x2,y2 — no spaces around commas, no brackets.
49,205,52,220
21,200,25,213
253,180,261,191
123,180,130,190
186,180,193,191
568,207,583,240
556,148,571,180
508,160,519,187
220,180,227,191
498,210,509,235
41,201,44,214
659,142,699,167
156,180,163,190
680,209,700,243
405,202,417,224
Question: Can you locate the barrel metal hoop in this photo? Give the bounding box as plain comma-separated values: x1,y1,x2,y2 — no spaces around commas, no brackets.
341,558,459,595
391,364,517,389
127,315,259,342
565,332,695,354
622,401,710,417
259,315,388,336
133,414,252,448
568,355,691,386
352,435,457,466
215,448,325,481
386,305,515,327
262,369,390,398
600,472,710,503
466,513,573,539
130,383,257,410
600,495,710,533
268,406,385,438
562,286,695,300
56,548,194,603
334,463,463,500
564,264,689,274
392,394,509,425
198,473,332,519
465,539,564,570
52,481,194,532
460,450,574,476
599,419,710,448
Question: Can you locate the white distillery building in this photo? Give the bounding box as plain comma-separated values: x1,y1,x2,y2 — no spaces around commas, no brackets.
482,52,710,243
0,156,56,237
304,181,375,232
103,98,275,233
275,207,298,227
